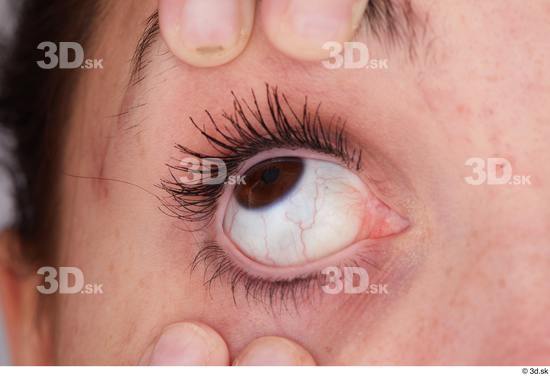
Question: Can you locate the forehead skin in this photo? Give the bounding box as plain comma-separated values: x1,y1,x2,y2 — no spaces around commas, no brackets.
55,0,550,364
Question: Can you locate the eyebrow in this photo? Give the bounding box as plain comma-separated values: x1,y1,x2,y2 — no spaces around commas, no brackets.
365,0,429,60
129,10,160,86
129,0,428,84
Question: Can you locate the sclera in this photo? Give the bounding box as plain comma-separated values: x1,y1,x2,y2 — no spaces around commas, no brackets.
222,155,369,266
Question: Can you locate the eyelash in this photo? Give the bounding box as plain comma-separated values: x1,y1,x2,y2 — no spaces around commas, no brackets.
191,241,381,311
159,84,366,308
160,84,362,223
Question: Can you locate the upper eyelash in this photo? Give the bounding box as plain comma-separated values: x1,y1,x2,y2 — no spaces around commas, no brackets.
159,84,362,225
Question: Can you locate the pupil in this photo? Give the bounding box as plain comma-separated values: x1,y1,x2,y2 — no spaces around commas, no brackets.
234,157,304,209
261,167,280,184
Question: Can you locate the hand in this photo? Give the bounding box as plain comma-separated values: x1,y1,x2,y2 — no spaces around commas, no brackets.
158,0,368,67
139,321,316,365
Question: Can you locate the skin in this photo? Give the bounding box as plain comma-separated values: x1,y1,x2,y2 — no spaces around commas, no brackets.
1,0,550,365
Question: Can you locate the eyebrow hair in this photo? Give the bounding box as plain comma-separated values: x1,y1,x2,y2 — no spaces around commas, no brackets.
365,0,429,60
129,0,428,84
129,10,159,85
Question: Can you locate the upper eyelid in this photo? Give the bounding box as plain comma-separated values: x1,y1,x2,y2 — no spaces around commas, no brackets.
159,85,362,225
159,85,416,227
177,86,361,168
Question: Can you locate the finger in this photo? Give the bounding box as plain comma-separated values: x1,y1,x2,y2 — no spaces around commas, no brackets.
158,0,255,68
233,336,316,366
140,322,230,365
260,0,368,61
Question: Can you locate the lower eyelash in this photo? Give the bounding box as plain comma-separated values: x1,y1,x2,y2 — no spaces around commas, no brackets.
191,242,319,311
190,241,383,311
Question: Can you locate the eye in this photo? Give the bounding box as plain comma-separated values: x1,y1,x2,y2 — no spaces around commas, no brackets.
221,154,409,267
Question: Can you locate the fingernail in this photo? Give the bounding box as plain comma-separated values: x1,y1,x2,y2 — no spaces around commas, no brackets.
159,0,255,67
234,337,316,366
147,323,220,365
261,0,368,61
180,0,243,53
286,0,366,43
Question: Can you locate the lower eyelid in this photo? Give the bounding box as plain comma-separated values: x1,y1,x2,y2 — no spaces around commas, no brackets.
189,239,400,309
214,231,396,282
214,201,407,284
212,148,410,272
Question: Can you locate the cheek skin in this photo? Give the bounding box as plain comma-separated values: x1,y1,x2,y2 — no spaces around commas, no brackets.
192,241,420,363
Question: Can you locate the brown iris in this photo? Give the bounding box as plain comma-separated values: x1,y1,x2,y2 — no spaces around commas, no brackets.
234,157,305,209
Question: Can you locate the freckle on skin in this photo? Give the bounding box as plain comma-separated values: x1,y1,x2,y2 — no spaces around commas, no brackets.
482,107,495,117
138,278,146,288
455,104,471,118
488,133,500,145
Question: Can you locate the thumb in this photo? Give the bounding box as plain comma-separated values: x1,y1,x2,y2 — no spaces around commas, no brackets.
233,336,316,366
140,321,230,365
